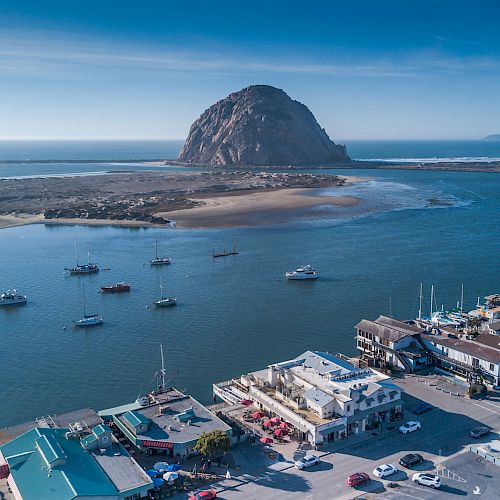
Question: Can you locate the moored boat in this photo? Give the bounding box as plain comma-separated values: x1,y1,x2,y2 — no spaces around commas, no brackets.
150,236,171,266
75,284,103,327
154,282,177,307
213,244,238,258
0,290,27,306
285,265,318,280
100,282,131,293
66,239,99,274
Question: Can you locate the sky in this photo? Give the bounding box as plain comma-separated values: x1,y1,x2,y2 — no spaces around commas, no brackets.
1,0,499,140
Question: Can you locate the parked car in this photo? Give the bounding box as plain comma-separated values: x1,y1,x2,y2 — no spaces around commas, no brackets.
399,421,421,434
413,402,433,415
470,426,490,438
188,490,217,500
294,455,320,470
345,472,370,487
373,463,398,478
412,472,441,489
399,453,424,468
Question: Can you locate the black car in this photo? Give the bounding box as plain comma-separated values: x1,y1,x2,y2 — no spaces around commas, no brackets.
413,403,433,415
470,427,490,438
399,453,424,468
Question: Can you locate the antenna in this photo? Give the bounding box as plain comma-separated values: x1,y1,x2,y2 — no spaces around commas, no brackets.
418,283,423,320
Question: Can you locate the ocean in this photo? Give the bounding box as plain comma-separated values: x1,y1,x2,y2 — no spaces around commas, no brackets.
0,142,499,426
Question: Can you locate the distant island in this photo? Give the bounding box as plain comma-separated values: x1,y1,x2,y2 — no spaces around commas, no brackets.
178,84,350,167
483,134,500,141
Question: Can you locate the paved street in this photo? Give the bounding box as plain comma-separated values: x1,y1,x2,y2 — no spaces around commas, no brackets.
180,373,500,499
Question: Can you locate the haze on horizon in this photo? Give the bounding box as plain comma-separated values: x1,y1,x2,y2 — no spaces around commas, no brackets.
1,0,499,141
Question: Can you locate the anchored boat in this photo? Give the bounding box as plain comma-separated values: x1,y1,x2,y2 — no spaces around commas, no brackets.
154,281,177,307
75,284,103,327
66,239,99,274
100,282,131,293
0,290,27,306
213,244,238,258
150,236,171,266
285,265,318,280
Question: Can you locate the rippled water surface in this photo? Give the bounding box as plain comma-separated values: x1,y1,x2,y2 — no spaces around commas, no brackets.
0,168,499,427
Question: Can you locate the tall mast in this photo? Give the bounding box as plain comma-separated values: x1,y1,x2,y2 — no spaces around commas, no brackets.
75,238,79,266
160,344,166,392
460,284,464,313
87,250,91,265
82,284,86,317
155,237,159,259
430,284,434,316
418,283,423,320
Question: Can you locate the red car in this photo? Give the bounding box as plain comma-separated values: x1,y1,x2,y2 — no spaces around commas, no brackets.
188,490,217,500
345,472,370,487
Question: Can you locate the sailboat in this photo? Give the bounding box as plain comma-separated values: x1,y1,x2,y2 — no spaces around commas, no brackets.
66,239,99,274
75,284,103,327
212,243,238,258
154,280,177,307
150,237,171,266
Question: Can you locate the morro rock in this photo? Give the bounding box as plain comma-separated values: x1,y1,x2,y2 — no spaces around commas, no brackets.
178,85,350,166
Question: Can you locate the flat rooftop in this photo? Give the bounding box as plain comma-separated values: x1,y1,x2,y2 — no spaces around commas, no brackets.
92,443,152,492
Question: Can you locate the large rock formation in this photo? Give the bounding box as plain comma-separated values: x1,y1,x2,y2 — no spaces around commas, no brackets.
178,85,349,166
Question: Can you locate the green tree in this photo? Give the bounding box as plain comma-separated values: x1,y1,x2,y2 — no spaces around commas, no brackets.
194,430,230,458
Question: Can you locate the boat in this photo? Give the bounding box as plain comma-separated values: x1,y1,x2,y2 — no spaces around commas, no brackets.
285,265,318,280
100,282,131,293
213,244,238,258
154,282,177,307
150,237,171,266
0,290,27,306
66,239,99,274
75,284,103,327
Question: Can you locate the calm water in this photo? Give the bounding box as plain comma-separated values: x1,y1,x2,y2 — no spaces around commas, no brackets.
0,168,499,427
1,140,500,178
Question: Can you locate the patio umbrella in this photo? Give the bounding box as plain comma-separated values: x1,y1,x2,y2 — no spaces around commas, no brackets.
152,477,164,488
279,422,290,429
269,417,281,425
274,428,288,438
240,399,253,406
251,411,265,419
263,420,274,428
166,463,182,472
260,437,273,444
163,471,179,482
153,461,170,471
146,469,158,478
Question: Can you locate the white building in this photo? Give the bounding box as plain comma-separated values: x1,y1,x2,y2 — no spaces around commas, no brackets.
214,351,403,446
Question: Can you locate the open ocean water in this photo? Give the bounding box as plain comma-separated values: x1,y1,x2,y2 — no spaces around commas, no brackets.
0,141,499,427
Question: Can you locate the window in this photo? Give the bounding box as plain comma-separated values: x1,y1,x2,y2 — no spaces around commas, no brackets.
472,358,480,368
490,363,494,371
346,405,350,412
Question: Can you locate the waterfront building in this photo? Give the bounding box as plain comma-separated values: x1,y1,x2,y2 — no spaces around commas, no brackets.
214,351,403,446
99,388,232,459
0,423,152,500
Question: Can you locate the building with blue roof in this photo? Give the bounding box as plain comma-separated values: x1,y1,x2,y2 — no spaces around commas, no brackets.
0,424,152,500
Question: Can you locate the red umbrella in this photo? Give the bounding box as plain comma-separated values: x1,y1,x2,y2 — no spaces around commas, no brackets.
279,422,290,429
269,417,281,425
240,399,253,406
260,437,273,444
274,428,288,438
263,420,274,428
252,411,265,419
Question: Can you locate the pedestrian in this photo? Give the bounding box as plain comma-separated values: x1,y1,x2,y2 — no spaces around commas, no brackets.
207,458,212,469
226,469,231,480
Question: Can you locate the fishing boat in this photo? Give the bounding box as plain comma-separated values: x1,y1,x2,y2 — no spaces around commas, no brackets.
150,237,171,266
0,290,27,306
75,284,103,327
285,265,318,280
100,282,131,293
154,282,177,307
213,244,238,258
66,239,99,274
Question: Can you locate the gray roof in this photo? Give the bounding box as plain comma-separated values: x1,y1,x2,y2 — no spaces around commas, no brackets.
303,388,334,407
422,334,500,364
356,316,424,342
488,321,500,332
292,351,356,376
475,334,500,350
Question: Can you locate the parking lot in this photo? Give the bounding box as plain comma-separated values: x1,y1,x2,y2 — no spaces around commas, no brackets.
180,373,500,499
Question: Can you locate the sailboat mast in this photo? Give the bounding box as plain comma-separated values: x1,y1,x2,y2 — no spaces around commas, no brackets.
160,344,166,392
418,283,423,320
155,237,159,259
430,284,434,316
75,238,79,266
82,284,86,317
460,284,464,313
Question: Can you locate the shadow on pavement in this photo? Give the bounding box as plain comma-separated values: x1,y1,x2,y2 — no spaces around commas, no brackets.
439,484,468,495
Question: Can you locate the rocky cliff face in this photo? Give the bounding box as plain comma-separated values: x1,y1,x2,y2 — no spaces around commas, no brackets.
178,85,350,166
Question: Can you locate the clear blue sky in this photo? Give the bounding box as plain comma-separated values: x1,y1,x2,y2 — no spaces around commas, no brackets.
1,0,499,140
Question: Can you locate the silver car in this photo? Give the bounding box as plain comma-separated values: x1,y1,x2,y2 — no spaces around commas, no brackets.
412,472,441,488
294,455,320,470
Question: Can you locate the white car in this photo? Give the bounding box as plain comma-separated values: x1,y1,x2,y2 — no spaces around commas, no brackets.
399,421,421,434
373,463,398,478
412,472,441,488
294,455,320,470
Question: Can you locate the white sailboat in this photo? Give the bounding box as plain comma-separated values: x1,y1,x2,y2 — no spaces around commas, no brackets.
154,281,177,307
66,238,99,274
150,237,171,266
75,284,103,327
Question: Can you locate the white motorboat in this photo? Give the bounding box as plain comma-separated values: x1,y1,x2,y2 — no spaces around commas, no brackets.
285,265,318,280
0,290,27,306
75,284,103,327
